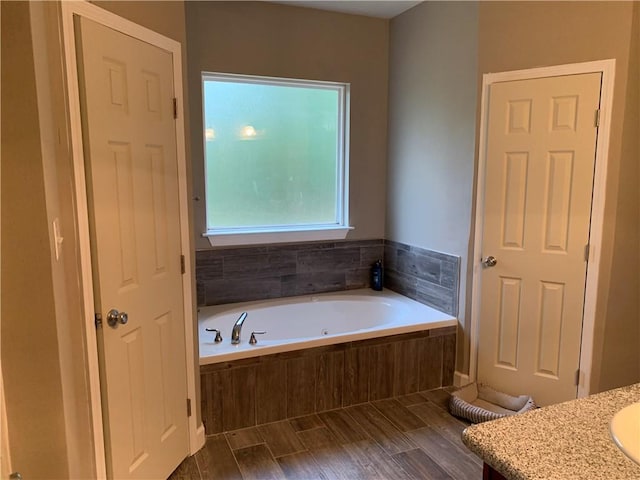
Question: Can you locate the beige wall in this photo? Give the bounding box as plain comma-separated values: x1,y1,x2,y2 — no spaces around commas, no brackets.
92,0,187,45
1,3,70,478
387,1,478,373
30,3,98,477
388,1,640,388
477,1,639,391
594,1,640,392
185,1,389,249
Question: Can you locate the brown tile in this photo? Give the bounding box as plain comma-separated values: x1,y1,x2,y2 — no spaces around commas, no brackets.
223,366,257,431
296,247,361,273
371,398,426,432
342,439,413,480
222,251,296,279
225,426,264,450
287,356,316,417
345,267,369,289
345,403,415,455
317,409,368,445
297,426,339,451
393,338,421,395
407,426,483,477
442,334,456,386
257,359,288,424
428,326,457,337
343,347,369,406
419,336,443,391
282,272,346,297
392,448,453,479
234,444,286,480
396,392,429,407
346,330,429,349
407,401,468,446
258,421,306,458
201,356,261,373
168,454,200,480
396,249,442,284
416,280,455,316
195,434,242,480
277,451,328,480
316,351,344,412
420,388,453,411
368,343,395,400
309,445,370,480
289,414,325,432
200,370,224,434
205,277,282,305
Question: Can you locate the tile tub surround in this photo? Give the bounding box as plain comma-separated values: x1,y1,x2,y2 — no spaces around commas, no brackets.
200,326,456,434
196,239,384,306
195,239,461,316
462,383,640,480
384,240,460,316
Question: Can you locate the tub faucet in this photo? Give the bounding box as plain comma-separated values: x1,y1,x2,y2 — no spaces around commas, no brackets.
231,312,248,344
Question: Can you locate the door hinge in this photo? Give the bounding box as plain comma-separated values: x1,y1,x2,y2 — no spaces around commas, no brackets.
575,369,581,386
187,398,192,417
584,243,590,262
95,313,103,328
173,98,178,119
180,254,186,274
594,109,600,128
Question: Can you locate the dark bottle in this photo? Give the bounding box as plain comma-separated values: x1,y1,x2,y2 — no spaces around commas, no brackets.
371,260,383,291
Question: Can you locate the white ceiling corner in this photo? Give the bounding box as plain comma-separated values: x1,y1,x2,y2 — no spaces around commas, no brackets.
267,1,422,19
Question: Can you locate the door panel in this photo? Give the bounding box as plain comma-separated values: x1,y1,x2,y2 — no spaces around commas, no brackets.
478,73,601,406
77,17,188,479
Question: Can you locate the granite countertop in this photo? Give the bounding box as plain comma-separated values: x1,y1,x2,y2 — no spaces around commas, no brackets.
462,383,640,480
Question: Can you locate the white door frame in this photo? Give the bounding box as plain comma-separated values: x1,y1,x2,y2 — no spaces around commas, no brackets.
469,59,616,400
60,2,205,477
1,369,11,478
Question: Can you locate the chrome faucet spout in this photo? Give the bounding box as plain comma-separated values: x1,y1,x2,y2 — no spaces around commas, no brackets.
231,312,248,344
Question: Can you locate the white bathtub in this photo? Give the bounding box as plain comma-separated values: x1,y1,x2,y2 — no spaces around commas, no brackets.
198,288,456,365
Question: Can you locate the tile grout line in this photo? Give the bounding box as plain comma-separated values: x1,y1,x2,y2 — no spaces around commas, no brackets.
222,429,246,478
193,453,203,480
369,398,425,435
191,452,203,480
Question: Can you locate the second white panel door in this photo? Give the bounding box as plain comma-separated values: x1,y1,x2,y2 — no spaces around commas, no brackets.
478,72,601,406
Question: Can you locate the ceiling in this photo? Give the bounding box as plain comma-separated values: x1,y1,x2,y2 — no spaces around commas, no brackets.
269,1,423,19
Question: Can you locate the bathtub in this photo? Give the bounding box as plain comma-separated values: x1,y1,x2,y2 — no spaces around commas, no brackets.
199,289,456,365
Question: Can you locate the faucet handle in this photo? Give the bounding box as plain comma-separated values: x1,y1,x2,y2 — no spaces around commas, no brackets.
249,331,266,345
205,328,223,343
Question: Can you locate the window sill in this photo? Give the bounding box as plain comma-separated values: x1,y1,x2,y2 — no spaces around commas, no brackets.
203,226,354,247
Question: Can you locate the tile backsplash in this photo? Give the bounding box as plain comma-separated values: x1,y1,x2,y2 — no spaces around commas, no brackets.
195,238,460,316
383,240,460,316
196,239,384,306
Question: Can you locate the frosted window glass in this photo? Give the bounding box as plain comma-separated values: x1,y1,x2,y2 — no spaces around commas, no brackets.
203,76,346,231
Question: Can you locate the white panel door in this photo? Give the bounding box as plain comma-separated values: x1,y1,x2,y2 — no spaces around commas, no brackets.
478,73,601,406
77,17,188,479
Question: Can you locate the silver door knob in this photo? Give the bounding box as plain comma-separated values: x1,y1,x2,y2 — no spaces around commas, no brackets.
482,256,497,268
107,309,128,328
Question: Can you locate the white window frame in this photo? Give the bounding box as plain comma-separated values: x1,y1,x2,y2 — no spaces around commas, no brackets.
201,72,352,247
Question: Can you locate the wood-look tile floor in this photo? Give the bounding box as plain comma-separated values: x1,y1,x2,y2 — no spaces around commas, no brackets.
169,388,482,480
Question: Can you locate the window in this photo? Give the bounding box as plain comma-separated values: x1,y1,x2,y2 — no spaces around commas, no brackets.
201,73,351,246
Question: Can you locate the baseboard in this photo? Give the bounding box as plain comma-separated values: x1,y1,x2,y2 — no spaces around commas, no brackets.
190,423,206,454
454,371,470,387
